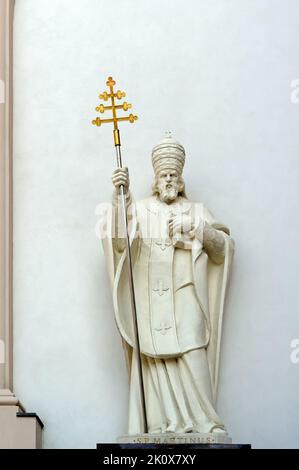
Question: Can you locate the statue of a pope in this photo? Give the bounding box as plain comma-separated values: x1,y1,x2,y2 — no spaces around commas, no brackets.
101,132,234,436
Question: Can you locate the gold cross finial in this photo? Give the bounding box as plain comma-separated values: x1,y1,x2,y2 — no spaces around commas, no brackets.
92,76,138,146
106,77,116,87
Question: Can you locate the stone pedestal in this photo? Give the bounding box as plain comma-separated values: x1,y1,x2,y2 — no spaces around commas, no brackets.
0,405,43,449
118,432,232,445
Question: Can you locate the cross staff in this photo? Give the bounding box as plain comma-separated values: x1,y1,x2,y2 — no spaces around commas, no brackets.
92,77,148,433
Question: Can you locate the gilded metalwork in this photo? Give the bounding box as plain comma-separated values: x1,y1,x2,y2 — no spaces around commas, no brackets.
92,76,138,145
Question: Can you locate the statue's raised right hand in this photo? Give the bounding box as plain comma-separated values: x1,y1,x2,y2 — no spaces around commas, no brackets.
112,167,130,190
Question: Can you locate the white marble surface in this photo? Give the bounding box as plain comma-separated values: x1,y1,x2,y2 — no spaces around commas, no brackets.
105,139,234,435
13,0,299,449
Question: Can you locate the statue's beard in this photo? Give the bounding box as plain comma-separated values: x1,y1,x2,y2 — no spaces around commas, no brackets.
158,185,179,204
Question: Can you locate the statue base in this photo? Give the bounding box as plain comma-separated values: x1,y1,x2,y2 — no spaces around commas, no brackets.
118,432,232,445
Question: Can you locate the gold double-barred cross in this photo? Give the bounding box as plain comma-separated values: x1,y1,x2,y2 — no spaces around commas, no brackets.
92,76,138,146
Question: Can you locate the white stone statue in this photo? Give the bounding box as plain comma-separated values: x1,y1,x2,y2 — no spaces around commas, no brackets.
100,132,234,440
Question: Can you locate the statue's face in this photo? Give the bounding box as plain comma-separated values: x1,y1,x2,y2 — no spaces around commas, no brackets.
156,169,180,204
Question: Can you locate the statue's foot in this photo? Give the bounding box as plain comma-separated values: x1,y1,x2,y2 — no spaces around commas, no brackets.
210,425,227,434
183,422,194,433
165,423,177,433
149,428,163,434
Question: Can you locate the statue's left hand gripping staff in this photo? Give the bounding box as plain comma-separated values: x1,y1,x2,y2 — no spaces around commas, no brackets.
92,77,148,433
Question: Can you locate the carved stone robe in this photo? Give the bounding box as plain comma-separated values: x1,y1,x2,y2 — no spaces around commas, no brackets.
101,194,234,434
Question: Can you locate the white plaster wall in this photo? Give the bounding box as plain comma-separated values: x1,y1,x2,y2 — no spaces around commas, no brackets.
13,0,299,448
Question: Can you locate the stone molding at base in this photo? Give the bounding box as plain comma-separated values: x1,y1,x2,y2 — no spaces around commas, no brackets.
0,405,43,449
0,389,20,407
0,390,43,449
